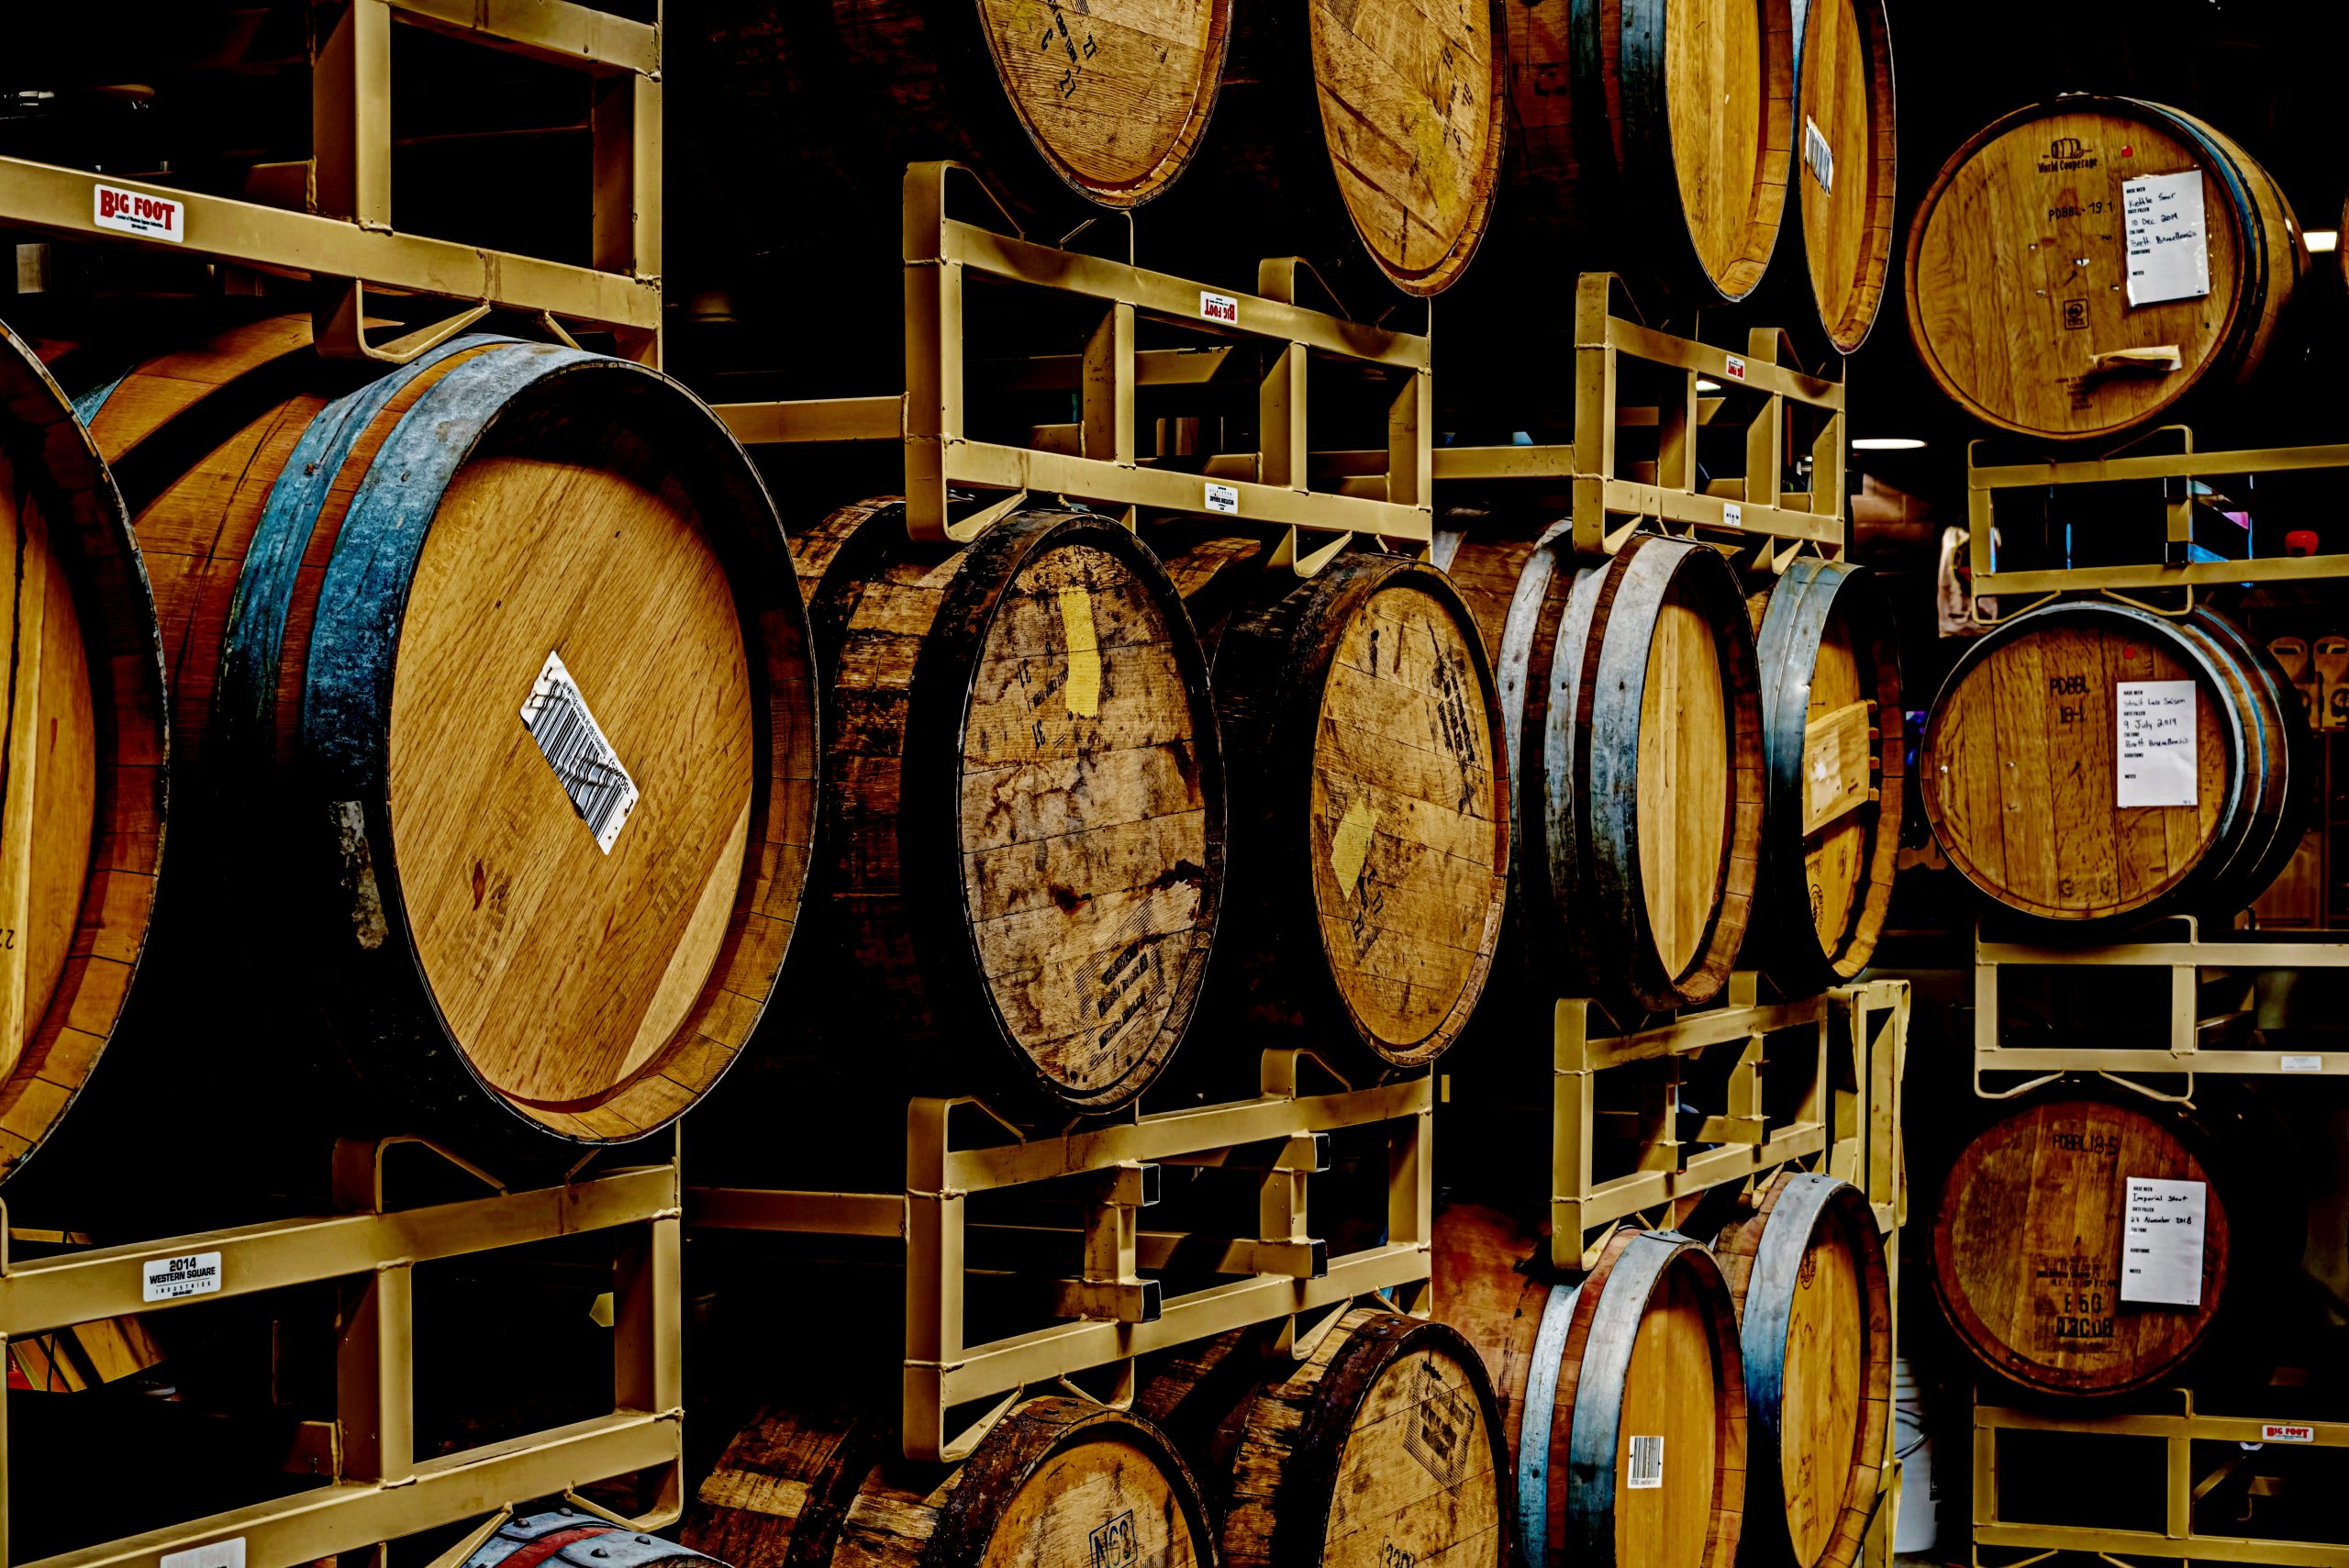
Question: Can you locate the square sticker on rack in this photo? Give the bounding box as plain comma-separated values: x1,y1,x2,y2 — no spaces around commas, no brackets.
1204,482,1240,516
1722,354,1747,382
1199,291,1239,326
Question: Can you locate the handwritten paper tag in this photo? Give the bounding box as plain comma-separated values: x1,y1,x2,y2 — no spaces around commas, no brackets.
2117,680,2196,807
2121,1176,2207,1307
2124,171,2212,307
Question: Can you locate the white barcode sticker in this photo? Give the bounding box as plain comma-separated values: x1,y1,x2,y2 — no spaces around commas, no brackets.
160,1540,244,1568
2283,1054,2323,1073
1627,1434,1664,1489
1803,116,1835,195
1204,481,1241,516
521,651,640,855
143,1251,222,1303
1200,291,1239,325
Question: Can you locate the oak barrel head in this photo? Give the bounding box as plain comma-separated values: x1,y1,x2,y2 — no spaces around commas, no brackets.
0,320,164,1184
685,1396,1215,1568
1932,1098,2230,1398
1918,598,2281,935
1714,1173,1890,1568
798,501,1222,1113
1787,0,1896,351
1749,560,1904,991
1905,96,2305,443
1179,543,1508,1072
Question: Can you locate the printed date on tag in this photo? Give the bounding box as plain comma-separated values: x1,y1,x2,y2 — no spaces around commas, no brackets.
144,1251,223,1303
521,651,640,854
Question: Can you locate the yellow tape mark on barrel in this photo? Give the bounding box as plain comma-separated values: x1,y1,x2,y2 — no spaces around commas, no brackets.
1059,587,1101,718
1330,797,1383,898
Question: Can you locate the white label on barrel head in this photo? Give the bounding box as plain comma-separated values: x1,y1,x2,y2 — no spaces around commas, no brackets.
1627,1434,1664,1489
143,1251,222,1303
2116,680,2197,807
160,1540,243,1568
2263,1423,2316,1442
1199,291,1239,326
2121,1176,2207,1307
1803,116,1835,195
521,651,640,855
94,183,184,242
2284,1054,2325,1073
1204,481,1241,516
2123,171,2212,307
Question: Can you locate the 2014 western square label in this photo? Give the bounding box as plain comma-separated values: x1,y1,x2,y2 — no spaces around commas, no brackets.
143,1251,224,1302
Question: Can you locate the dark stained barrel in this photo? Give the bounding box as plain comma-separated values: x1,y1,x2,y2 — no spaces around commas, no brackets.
1713,1173,1890,1568
75,317,819,1151
792,498,1222,1111
685,1396,1215,1567
1161,539,1508,1070
1747,560,1904,991
1920,599,2304,936
1906,97,2305,444
1933,1098,2232,1399
0,321,164,1183
1139,1307,1509,1567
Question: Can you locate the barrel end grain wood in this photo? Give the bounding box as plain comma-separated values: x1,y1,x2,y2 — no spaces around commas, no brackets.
1920,600,2300,936
1750,559,1904,991
1171,542,1508,1070
1787,0,1896,350
1932,1098,2231,1398
795,499,1223,1113
1905,96,2305,444
1715,1173,1890,1568
0,320,164,1184
685,1396,1216,1566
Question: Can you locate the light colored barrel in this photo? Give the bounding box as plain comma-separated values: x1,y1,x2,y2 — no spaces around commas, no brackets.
793,498,1222,1111
1906,96,2305,444
685,1396,1215,1566
1163,540,1508,1069
1932,1098,2231,1398
0,321,164,1183
1714,1173,1891,1568
1784,0,1896,350
1748,560,1904,991
77,316,818,1149
1920,600,2303,935
1139,1307,1508,1567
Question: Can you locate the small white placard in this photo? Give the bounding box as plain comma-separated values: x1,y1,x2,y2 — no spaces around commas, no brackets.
2117,680,2197,807
161,1540,245,1568
1803,116,1835,195
1199,291,1239,326
1722,502,1742,529
94,183,184,243
1204,481,1240,516
1626,1434,1664,1489
2263,1423,2317,1443
521,651,640,855
2124,171,2212,307
1722,354,1747,382
2121,1176,2207,1307
2284,1054,2325,1073
143,1251,223,1303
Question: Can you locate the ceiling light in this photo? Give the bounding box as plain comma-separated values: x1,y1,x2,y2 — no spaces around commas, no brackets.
1696,378,1720,392
1853,437,1927,451
2308,230,2339,253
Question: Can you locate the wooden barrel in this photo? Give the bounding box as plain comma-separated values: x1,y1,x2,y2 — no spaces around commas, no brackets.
0,321,165,1184
1161,539,1507,1070
1906,97,2306,445
1920,599,2305,936
461,1509,725,1568
1782,0,1897,350
1441,1215,1748,1568
1713,1173,1890,1568
1497,0,1793,304
1747,560,1904,992
73,315,818,1150
685,1396,1215,1566
1138,1306,1508,1567
792,498,1221,1111
1932,1097,2232,1398
1547,534,1765,1015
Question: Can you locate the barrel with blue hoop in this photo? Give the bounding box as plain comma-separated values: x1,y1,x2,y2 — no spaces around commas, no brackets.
72,313,818,1154
462,1508,723,1568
